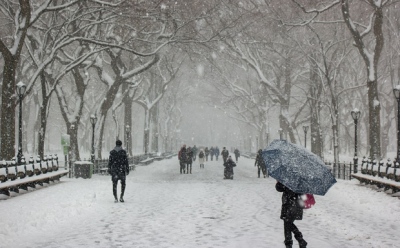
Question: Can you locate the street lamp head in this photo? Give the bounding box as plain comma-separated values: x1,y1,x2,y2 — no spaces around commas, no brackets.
393,85,400,100
303,126,309,133
126,125,130,132
90,114,97,125
16,82,26,98
351,108,361,120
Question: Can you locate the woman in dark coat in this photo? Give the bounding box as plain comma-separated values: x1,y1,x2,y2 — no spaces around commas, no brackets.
276,181,307,248
255,149,267,178
108,140,130,203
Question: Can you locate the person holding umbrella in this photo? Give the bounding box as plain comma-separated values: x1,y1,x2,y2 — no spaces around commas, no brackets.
276,181,307,248
263,139,337,248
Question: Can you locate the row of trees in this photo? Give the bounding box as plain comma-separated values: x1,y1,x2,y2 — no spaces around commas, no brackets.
0,1,399,164
0,0,224,161
199,0,400,163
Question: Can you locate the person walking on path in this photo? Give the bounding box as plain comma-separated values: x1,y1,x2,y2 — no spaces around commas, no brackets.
108,140,129,203
275,181,307,248
178,145,187,174
210,146,215,161
223,155,236,179
204,147,210,161
255,149,268,178
215,146,220,161
221,147,229,163
234,148,240,162
186,147,194,174
198,149,205,168
192,145,198,162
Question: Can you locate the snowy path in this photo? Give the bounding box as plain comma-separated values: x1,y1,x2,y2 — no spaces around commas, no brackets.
1,156,400,248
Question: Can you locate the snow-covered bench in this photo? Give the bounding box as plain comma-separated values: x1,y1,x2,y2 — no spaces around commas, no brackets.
139,158,154,166
351,157,400,193
0,156,69,196
352,173,400,193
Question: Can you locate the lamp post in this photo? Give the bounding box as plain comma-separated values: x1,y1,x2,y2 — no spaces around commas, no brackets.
278,128,283,140
303,126,309,148
393,85,400,164
351,108,361,173
126,125,130,156
90,114,97,163
16,82,26,165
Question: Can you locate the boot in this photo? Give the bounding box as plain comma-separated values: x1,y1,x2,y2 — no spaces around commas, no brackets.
120,193,124,202
284,241,293,248
113,188,118,203
298,239,307,248
295,233,307,248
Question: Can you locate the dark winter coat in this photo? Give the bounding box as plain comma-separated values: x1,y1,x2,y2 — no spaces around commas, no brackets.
209,147,215,156
179,147,187,162
215,147,220,156
223,159,236,169
254,151,265,168
234,149,240,157
205,147,210,156
275,181,303,221
221,149,229,158
186,149,194,163
192,146,198,156
108,146,129,180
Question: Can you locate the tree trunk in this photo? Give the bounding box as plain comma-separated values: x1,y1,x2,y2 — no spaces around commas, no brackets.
123,84,132,155
0,60,17,160
38,73,49,159
368,80,381,159
309,59,323,158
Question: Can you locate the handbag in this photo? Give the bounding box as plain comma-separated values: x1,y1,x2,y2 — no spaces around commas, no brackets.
298,194,316,209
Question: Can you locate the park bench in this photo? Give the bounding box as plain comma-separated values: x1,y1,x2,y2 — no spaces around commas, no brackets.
165,154,173,159
139,157,154,166
0,155,69,197
351,157,400,193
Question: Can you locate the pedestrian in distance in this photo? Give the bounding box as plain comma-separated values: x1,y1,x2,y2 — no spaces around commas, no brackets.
210,146,215,161
215,146,220,161
234,148,240,163
205,147,210,161
255,149,268,178
221,147,229,163
186,146,193,174
276,181,307,248
178,145,187,174
198,149,205,168
108,140,130,203
223,155,236,179
192,145,198,161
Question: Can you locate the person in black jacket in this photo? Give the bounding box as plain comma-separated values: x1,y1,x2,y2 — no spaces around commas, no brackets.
255,149,268,178
223,155,236,179
234,148,240,162
215,146,220,161
204,147,210,161
221,147,229,163
178,145,187,174
108,140,129,203
186,147,193,174
276,181,307,248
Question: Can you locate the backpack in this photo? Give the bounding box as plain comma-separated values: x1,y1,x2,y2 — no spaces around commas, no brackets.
298,194,315,209
199,151,204,158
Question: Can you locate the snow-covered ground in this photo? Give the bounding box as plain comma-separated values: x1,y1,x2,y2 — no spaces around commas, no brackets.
0,156,399,248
